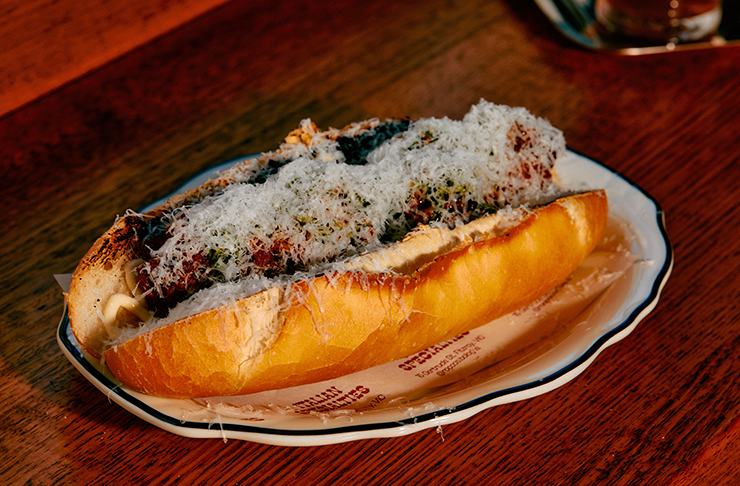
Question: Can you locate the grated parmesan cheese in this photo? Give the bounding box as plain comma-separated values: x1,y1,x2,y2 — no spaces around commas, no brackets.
136,100,565,327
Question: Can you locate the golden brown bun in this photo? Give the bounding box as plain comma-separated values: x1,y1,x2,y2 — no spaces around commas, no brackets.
101,190,608,398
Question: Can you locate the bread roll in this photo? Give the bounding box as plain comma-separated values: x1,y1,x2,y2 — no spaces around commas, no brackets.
101,191,607,398
65,100,608,398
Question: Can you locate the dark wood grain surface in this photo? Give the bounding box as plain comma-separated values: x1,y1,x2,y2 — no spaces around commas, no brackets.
0,0,230,116
2,0,740,484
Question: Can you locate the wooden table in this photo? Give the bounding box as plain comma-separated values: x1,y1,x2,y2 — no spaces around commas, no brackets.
2,0,740,484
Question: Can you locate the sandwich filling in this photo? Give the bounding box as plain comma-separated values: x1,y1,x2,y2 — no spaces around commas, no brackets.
109,101,565,328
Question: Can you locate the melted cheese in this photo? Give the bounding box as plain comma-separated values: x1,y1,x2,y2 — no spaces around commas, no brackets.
102,294,151,326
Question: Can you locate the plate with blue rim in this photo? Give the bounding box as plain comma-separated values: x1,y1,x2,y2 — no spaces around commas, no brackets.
57,149,672,446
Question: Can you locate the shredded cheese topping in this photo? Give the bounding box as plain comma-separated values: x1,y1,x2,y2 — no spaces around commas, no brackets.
148,102,561,284
111,100,566,336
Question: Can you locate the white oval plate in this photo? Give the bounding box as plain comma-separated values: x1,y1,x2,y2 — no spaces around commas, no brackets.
58,150,672,446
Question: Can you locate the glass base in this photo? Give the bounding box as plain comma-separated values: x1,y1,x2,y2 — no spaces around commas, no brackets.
595,2,722,42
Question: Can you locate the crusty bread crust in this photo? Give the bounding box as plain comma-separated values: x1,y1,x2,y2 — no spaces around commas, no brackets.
66,157,276,359
66,215,147,358
101,190,608,398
